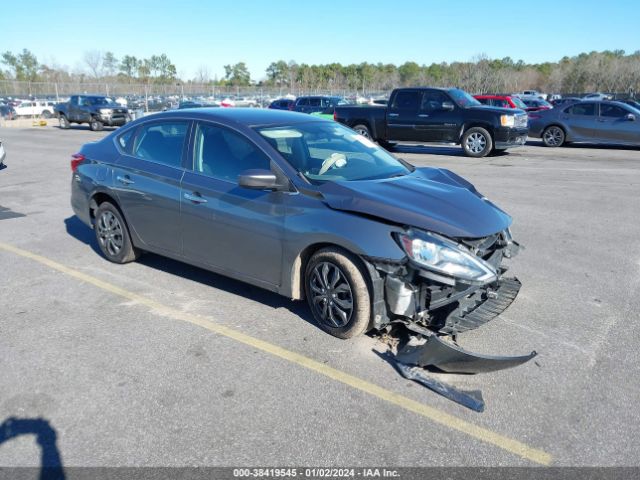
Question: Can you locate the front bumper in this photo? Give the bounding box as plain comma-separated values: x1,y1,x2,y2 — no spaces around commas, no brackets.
494,127,529,149
99,114,128,126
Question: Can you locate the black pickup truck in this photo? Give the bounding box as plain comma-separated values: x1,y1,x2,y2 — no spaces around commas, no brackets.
334,87,528,157
55,95,130,131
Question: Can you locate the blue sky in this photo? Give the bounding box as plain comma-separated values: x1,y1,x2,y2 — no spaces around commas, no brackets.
2,0,638,80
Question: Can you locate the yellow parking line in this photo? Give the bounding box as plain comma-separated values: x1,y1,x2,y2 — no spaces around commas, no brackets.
0,241,552,465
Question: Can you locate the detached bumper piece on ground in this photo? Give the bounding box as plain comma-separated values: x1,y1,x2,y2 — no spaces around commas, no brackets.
385,277,536,412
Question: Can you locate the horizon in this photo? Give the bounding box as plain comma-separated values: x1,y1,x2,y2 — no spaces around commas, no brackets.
2,0,639,81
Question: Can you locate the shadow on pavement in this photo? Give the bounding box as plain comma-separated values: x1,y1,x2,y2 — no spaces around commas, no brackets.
0,417,65,479
63,215,317,329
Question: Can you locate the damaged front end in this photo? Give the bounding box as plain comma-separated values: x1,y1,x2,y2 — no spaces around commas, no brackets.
367,227,535,409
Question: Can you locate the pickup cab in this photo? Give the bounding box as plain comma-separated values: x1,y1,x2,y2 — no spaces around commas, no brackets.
334,87,529,157
55,95,130,131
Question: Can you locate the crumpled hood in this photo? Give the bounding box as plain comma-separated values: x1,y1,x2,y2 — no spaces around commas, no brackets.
317,167,512,238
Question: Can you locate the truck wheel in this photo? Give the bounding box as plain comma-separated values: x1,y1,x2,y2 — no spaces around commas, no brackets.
58,115,70,129
90,118,104,131
542,126,565,147
305,247,371,339
353,124,372,139
462,127,493,158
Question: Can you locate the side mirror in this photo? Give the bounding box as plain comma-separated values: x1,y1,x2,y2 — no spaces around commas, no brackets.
441,101,454,111
626,113,636,121
238,169,281,190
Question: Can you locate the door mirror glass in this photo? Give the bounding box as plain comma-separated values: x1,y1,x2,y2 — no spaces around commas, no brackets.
238,169,279,190
441,101,455,111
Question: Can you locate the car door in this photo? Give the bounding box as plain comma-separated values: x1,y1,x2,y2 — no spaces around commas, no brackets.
68,96,82,122
387,90,423,141
595,103,639,144
414,90,461,142
561,103,597,140
180,121,285,287
113,120,190,254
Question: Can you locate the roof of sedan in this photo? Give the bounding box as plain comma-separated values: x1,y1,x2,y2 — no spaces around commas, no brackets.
144,108,327,127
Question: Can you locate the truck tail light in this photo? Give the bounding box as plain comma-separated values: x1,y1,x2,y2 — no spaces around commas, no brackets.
333,111,338,121
71,153,85,172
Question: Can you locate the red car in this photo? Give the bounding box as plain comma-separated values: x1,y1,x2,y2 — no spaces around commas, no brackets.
474,95,528,110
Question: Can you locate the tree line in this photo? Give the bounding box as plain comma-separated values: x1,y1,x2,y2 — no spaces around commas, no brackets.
2,49,639,95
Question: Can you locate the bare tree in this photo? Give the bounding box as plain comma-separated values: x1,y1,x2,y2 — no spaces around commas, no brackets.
83,50,103,79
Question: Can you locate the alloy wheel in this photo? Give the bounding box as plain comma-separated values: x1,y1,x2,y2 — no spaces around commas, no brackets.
465,132,487,154
97,211,124,257
355,127,370,138
543,127,564,146
309,262,354,328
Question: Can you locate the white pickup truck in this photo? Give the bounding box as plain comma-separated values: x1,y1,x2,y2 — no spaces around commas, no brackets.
14,100,57,118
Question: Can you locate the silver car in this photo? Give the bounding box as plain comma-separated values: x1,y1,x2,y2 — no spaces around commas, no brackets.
529,100,640,147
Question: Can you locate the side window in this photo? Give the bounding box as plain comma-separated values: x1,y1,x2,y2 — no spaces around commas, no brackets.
132,122,188,167
193,123,271,182
309,97,322,107
116,127,136,154
476,98,489,105
392,91,422,110
421,91,449,112
296,98,309,106
600,104,627,118
494,99,508,108
566,103,595,116
70,96,79,105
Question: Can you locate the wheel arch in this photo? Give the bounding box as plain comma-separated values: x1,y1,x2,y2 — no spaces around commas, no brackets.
460,122,495,142
289,242,370,301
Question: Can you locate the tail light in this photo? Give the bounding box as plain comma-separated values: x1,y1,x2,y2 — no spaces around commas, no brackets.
71,153,85,172
333,111,338,121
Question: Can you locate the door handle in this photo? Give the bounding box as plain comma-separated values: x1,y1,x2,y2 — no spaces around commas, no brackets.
418,114,430,118
184,192,207,204
388,113,399,117
116,175,134,185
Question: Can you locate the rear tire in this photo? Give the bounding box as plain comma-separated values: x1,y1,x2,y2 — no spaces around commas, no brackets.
305,247,371,339
94,202,139,264
41,110,52,119
462,127,493,158
58,115,70,129
542,125,565,147
90,117,104,131
352,124,372,139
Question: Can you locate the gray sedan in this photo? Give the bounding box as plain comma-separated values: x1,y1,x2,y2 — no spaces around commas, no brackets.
529,100,640,147
70,109,521,344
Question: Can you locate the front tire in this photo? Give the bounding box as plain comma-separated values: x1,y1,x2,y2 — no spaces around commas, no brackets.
305,247,371,339
542,125,565,147
94,202,139,264
90,117,104,131
462,127,493,157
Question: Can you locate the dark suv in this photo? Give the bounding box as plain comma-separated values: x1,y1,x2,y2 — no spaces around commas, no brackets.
293,96,348,115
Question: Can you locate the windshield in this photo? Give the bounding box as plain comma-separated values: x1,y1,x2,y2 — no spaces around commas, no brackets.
512,97,527,109
448,89,481,108
256,122,412,183
89,97,117,106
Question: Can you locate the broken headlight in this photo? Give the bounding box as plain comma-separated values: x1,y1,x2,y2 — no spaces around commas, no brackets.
397,230,498,285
